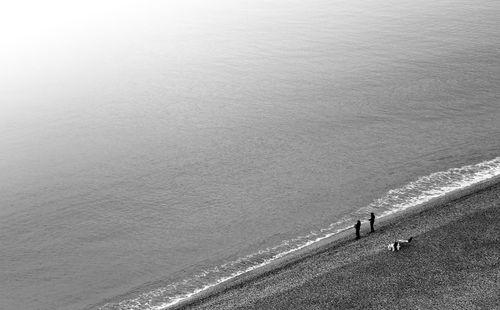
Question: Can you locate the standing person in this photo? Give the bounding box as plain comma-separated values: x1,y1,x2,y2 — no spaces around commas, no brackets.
369,213,375,233
354,220,361,240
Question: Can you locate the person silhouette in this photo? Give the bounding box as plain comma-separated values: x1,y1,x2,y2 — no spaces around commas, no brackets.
354,220,361,240
369,213,375,233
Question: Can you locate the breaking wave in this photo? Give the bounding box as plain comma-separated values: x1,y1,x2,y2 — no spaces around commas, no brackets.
99,157,500,310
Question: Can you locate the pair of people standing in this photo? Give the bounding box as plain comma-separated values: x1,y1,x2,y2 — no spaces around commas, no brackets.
354,212,375,240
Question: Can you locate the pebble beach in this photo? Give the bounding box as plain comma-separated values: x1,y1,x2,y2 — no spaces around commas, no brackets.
174,179,500,309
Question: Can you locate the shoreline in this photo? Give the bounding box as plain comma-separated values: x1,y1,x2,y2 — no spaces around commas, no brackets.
172,175,500,309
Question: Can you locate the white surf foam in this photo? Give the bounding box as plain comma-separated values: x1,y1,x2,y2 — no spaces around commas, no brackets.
360,156,500,218
99,157,500,310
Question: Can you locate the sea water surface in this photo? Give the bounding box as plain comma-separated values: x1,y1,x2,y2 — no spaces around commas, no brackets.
1,0,500,309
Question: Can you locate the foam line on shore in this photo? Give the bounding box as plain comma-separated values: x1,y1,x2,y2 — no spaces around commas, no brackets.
193,183,500,309
98,157,500,310
359,156,500,217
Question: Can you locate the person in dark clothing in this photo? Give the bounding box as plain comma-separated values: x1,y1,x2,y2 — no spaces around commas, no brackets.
369,212,375,232
354,220,361,239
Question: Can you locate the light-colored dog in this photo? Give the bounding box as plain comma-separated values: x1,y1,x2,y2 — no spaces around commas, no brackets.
387,237,413,251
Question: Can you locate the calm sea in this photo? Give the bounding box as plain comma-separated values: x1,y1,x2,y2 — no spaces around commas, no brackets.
1,0,500,309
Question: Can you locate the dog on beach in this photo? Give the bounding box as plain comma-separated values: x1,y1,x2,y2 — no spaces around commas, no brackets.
387,237,413,251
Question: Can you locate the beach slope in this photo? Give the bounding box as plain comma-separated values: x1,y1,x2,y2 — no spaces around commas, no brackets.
176,181,500,309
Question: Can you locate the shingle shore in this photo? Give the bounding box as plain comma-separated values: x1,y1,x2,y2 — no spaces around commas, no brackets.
176,180,500,309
